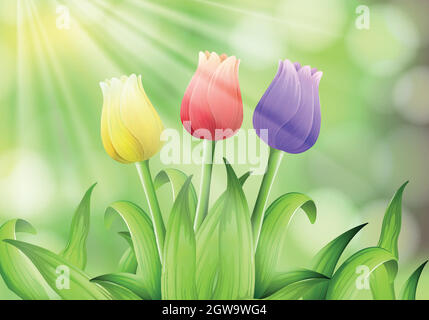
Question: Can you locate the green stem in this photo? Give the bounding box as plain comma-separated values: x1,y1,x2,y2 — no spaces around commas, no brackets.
194,140,216,231
136,160,165,261
251,147,284,250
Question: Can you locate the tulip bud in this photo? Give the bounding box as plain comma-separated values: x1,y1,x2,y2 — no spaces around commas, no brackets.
181,51,243,141
253,60,322,154
100,74,164,163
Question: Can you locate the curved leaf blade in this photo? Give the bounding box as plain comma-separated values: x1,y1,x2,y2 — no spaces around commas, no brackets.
371,182,408,300
377,182,408,259
60,183,96,270
93,281,141,300
212,161,254,300
162,177,197,299
326,247,398,300
264,269,328,297
91,273,150,300
255,193,316,298
312,223,368,277
304,223,367,300
117,233,137,274
4,239,112,300
265,275,329,300
195,190,224,299
154,168,197,225
118,248,137,274
400,261,428,300
0,219,50,300
196,171,252,299
105,201,161,299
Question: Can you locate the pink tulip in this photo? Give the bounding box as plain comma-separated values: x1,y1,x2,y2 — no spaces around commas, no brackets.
181,51,243,141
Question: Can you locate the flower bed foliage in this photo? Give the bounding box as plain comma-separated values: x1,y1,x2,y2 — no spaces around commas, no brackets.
0,53,426,300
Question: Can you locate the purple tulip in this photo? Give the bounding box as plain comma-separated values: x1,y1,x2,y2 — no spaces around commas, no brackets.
253,59,322,154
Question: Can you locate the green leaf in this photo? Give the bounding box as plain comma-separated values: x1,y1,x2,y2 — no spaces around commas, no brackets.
255,193,316,298
93,281,141,300
162,177,198,299
195,188,225,299
154,168,197,225
105,201,161,299
264,270,329,300
91,273,150,300
370,182,408,300
303,223,367,300
238,171,252,185
196,171,252,299
326,247,398,300
0,219,51,299
4,239,112,300
212,160,254,300
378,182,408,258
118,248,137,274
92,273,150,299
117,232,137,274
60,183,96,270
370,264,396,300
312,224,368,277
400,261,428,300
264,269,329,297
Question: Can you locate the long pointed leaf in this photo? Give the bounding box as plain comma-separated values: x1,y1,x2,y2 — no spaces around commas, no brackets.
255,193,316,298
91,273,150,300
312,223,368,277
265,276,329,300
154,168,197,224
304,224,368,300
105,201,161,299
162,177,197,299
0,219,50,299
371,182,408,300
196,171,252,299
264,269,328,297
93,281,141,300
4,239,112,300
326,247,398,300
60,183,96,269
212,161,254,300
400,261,428,300
377,182,408,258
117,232,137,273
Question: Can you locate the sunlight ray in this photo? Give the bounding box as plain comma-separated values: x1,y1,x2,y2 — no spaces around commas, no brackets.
189,0,339,37
27,0,105,176
16,0,41,150
65,1,183,114
25,1,78,158
129,0,227,41
93,0,195,69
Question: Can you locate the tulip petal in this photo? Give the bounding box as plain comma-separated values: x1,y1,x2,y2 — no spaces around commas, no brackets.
254,60,301,148
274,66,315,153
207,56,243,140
188,52,221,139
295,77,322,153
180,52,207,135
253,61,284,131
106,77,144,162
120,75,164,160
100,82,131,163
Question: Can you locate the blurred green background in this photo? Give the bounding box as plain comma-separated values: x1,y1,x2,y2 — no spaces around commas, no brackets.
0,0,428,299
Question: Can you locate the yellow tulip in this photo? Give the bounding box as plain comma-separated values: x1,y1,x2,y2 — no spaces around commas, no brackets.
100,74,164,163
